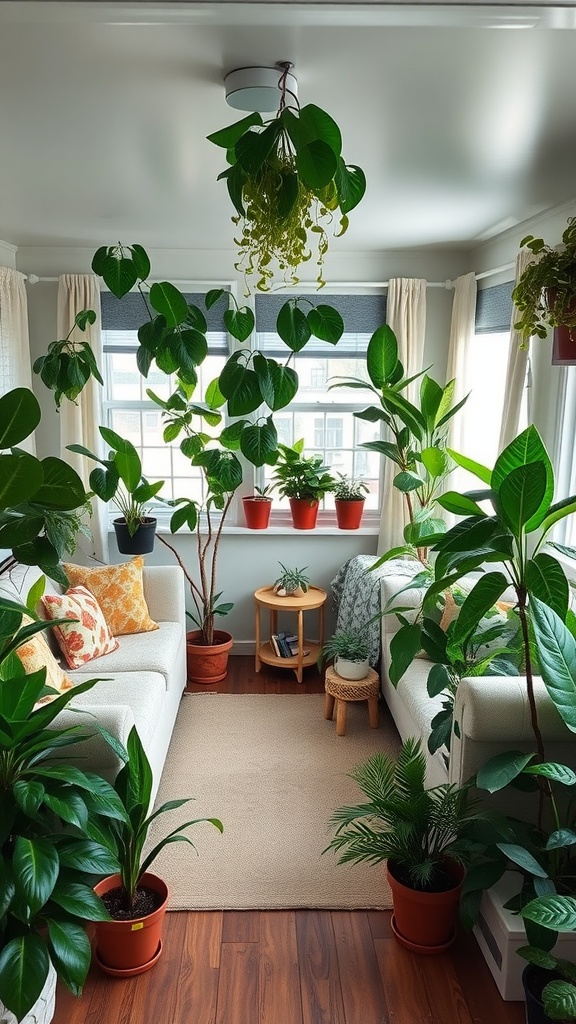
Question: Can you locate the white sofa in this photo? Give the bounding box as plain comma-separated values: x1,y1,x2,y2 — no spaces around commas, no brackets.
0,560,186,805
380,567,576,808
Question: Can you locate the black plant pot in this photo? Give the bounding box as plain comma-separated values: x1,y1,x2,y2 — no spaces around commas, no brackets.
523,965,557,1024
113,517,157,555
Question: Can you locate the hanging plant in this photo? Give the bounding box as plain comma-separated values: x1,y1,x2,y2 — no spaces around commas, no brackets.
208,64,366,292
512,216,576,346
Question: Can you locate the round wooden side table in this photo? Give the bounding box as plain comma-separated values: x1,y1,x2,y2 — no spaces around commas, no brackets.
254,585,327,684
324,665,380,736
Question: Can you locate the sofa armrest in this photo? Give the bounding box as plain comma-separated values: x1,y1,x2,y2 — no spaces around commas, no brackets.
449,675,574,786
143,565,186,626
48,703,135,780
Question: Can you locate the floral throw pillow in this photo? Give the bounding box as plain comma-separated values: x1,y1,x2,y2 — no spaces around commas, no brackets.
15,616,74,704
42,585,119,668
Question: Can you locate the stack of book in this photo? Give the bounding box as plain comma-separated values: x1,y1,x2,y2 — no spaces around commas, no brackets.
270,631,309,658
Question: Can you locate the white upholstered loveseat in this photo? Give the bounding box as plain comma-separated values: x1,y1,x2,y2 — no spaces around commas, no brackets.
0,559,186,805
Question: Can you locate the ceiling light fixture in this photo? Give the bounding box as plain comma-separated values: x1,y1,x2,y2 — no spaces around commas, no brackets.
224,62,297,113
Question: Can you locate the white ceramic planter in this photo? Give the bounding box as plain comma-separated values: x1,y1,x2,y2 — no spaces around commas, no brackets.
334,656,370,680
0,963,57,1024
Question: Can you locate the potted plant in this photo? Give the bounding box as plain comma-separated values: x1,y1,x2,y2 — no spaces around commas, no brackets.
91,724,222,977
272,440,336,529
333,473,369,530
207,62,366,293
0,590,127,1023
242,484,273,530
272,562,310,597
319,628,370,680
68,426,165,555
331,324,466,561
512,216,576,363
326,737,488,953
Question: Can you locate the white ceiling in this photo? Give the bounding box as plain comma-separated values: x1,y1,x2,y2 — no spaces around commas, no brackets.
1,2,576,253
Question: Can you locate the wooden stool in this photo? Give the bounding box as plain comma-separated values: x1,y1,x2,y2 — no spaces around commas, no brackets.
324,665,380,736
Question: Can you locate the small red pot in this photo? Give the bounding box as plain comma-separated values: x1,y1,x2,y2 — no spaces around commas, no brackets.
335,498,365,530
289,498,319,530
186,629,233,686
386,859,465,953
93,872,168,976
242,496,272,529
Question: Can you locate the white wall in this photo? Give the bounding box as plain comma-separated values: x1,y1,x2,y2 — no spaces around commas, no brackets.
15,242,467,646
0,240,17,269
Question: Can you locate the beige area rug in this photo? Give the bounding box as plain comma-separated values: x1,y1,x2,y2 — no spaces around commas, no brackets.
148,693,400,911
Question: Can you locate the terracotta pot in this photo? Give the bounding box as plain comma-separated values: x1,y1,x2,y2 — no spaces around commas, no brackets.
113,516,157,554
186,629,233,685
93,872,168,976
242,496,272,529
551,324,576,365
335,499,365,530
289,498,319,530
386,859,465,953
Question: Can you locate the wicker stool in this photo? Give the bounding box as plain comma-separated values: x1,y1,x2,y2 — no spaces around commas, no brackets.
324,665,380,736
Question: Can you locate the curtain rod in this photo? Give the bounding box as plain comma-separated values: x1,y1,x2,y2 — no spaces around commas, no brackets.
23,263,516,288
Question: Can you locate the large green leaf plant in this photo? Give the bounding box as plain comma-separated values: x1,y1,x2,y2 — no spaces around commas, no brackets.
0,588,127,1021
0,388,91,587
208,65,366,292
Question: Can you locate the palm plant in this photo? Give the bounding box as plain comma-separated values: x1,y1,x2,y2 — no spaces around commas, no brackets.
327,737,483,891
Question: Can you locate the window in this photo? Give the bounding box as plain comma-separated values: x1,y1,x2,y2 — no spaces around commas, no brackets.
101,292,229,511
255,292,387,518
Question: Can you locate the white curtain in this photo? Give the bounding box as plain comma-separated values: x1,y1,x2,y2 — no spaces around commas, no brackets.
377,278,427,554
58,275,108,564
0,267,36,452
445,272,477,455
498,249,534,452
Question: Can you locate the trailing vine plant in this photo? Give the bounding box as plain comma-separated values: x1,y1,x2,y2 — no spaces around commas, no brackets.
208,62,366,292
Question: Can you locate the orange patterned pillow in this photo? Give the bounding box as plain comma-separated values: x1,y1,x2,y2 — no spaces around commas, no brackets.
16,616,74,704
62,557,158,636
42,585,119,668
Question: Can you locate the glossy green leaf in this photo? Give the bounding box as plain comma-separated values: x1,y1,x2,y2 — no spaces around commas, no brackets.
389,623,422,685
170,501,197,533
498,462,547,534
526,553,569,620
46,919,91,996
366,325,399,389
446,448,492,485
530,596,576,730
149,282,189,328
99,254,137,298
543,980,576,1021
546,828,576,850
521,895,576,932
234,120,280,176
0,453,43,509
496,843,548,877
524,762,576,785
492,425,554,531
450,572,509,648
307,305,344,343
13,836,59,916
207,112,263,148
0,934,49,1021
226,368,263,417
240,419,278,467
205,377,226,410
33,457,86,510
295,138,337,189
276,301,311,352
436,491,486,517
334,160,366,214
50,881,112,921
393,470,424,492
297,104,342,156
223,307,254,342
254,356,298,412
539,495,576,538
382,391,426,440
477,750,535,792
427,663,451,698
0,388,41,448
420,446,448,479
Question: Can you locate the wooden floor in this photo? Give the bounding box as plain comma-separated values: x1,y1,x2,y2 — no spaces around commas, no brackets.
53,656,525,1024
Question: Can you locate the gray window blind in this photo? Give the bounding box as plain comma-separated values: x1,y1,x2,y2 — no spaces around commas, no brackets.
255,293,387,333
475,281,514,334
101,290,229,333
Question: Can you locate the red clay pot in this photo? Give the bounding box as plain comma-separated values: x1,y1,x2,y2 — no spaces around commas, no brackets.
335,498,365,530
242,496,272,529
386,859,465,953
289,498,319,530
186,629,233,686
93,872,168,976
551,324,576,365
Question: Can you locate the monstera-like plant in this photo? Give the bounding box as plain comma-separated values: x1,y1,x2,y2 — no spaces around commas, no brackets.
208,63,366,292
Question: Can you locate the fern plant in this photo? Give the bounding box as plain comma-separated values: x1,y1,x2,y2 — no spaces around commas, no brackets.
326,737,485,891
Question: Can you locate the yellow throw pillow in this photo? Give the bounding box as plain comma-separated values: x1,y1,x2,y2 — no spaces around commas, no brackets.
42,585,119,668
62,557,158,636
15,616,74,704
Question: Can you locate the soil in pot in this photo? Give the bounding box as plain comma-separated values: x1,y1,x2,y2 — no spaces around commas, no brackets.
386,859,465,953
93,872,168,976
242,497,272,529
186,629,234,686
113,516,157,555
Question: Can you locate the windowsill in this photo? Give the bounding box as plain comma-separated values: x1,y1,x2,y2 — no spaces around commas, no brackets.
108,522,379,538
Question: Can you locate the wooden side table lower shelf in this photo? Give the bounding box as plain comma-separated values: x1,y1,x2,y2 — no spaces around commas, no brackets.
254,585,327,684
324,665,380,736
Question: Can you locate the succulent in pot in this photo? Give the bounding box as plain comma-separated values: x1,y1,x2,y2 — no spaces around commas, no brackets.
272,562,310,598
242,484,273,530
318,628,370,679
333,473,369,530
